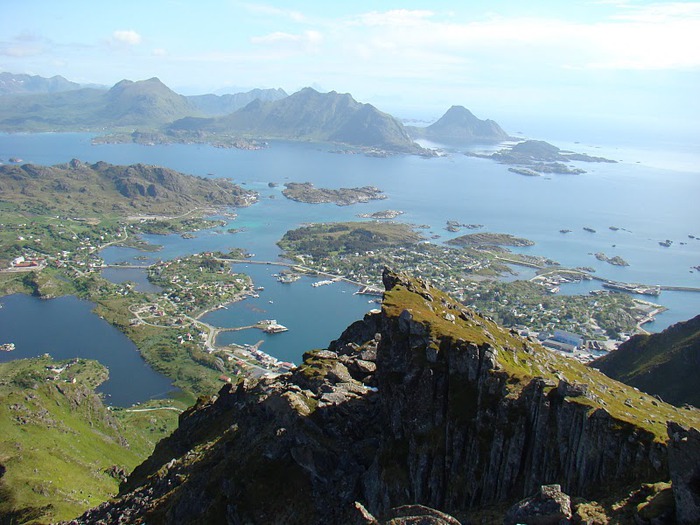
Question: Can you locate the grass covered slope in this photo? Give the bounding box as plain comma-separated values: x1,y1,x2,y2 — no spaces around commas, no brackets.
0,357,166,524
379,271,700,443
278,221,423,260
0,160,255,217
592,315,700,407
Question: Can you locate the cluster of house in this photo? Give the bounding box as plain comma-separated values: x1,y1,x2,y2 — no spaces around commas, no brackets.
10,256,44,268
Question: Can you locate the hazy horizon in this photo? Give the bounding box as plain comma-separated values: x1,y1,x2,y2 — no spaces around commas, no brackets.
2,1,699,139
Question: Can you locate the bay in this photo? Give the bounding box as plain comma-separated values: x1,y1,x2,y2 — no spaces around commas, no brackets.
0,294,174,406
1,130,699,373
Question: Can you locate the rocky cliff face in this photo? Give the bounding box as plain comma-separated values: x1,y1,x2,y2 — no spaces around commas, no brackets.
70,270,700,524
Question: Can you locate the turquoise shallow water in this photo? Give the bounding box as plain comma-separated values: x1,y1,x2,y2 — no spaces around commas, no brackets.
1,131,698,402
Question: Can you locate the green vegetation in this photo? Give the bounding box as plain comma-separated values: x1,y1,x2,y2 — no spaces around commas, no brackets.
447,232,535,247
0,160,256,218
0,78,196,132
464,279,643,340
147,253,251,316
281,182,387,206
0,356,179,523
92,130,268,150
136,217,226,235
277,221,660,344
0,211,121,268
593,315,700,406
170,87,427,154
279,221,423,261
0,79,426,154
382,272,700,441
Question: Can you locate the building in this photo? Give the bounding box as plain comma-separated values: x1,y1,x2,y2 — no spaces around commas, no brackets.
552,329,583,349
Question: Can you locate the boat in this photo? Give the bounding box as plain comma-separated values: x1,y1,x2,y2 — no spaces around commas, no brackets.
1,343,15,352
263,323,288,334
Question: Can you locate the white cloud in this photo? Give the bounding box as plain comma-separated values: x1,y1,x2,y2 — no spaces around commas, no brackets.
336,5,700,72
251,30,322,49
112,30,142,46
152,48,167,57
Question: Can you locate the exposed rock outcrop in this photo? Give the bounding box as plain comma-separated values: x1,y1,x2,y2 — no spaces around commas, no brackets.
503,484,572,525
68,270,700,524
667,422,700,524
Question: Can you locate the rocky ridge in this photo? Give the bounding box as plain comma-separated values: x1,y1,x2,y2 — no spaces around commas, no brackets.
69,270,700,524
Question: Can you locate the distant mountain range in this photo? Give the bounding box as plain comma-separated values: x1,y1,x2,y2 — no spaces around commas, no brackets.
406,105,511,143
0,72,86,95
0,73,511,154
0,77,193,130
188,88,288,116
170,87,425,154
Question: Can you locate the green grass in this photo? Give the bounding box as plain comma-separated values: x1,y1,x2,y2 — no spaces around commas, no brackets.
382,274,700,442
278,221,423,260
0,357,162,523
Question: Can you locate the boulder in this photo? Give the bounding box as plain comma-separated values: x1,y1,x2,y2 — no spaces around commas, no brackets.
504,484,572,525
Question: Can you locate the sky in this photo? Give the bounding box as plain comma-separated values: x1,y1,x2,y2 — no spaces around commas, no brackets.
1,0,699,138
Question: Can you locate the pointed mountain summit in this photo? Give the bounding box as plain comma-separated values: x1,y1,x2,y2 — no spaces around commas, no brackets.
408,105,510,143
170,87,425,153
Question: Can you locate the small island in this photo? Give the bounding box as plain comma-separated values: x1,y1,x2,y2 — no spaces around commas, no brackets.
445,220,484,232
447,232,535,247
92,130,267,150
357,210,404,219
469,139,615,175
281,182,387,206
595,252,630,266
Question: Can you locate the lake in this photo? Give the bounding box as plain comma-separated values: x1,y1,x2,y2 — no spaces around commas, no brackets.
0,293,174,406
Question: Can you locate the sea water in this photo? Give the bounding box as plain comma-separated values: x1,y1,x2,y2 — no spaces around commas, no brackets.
1,130,698,396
